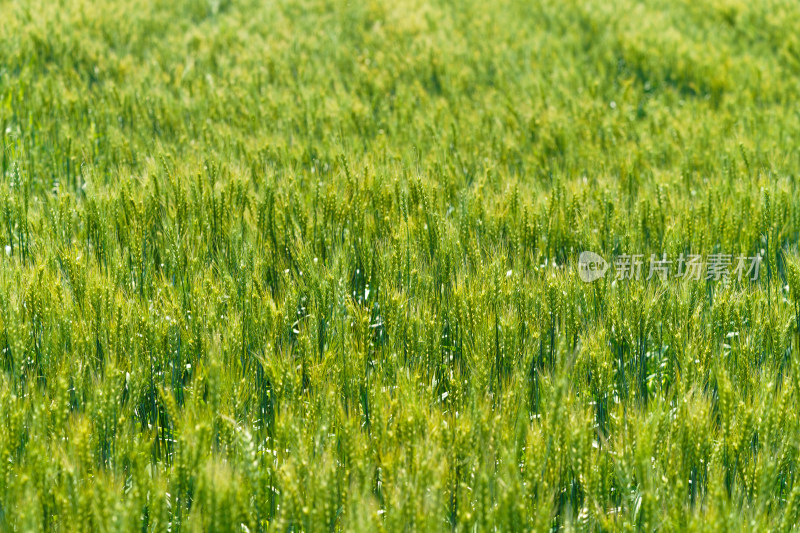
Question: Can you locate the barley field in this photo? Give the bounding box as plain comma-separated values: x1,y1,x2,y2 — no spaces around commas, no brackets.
2,0,800,531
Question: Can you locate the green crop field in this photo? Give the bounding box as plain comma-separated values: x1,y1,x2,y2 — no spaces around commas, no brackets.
2,0,800,530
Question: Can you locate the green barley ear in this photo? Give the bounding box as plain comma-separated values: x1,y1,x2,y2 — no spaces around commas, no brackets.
739,143,751,176
761,188,771,237
786,253,800,333
787,254,800,301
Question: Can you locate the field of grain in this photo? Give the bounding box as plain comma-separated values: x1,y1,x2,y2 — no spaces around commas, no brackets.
2,0,800,530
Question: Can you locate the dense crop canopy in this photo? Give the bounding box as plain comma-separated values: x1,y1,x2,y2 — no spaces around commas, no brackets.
1,0,800,530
